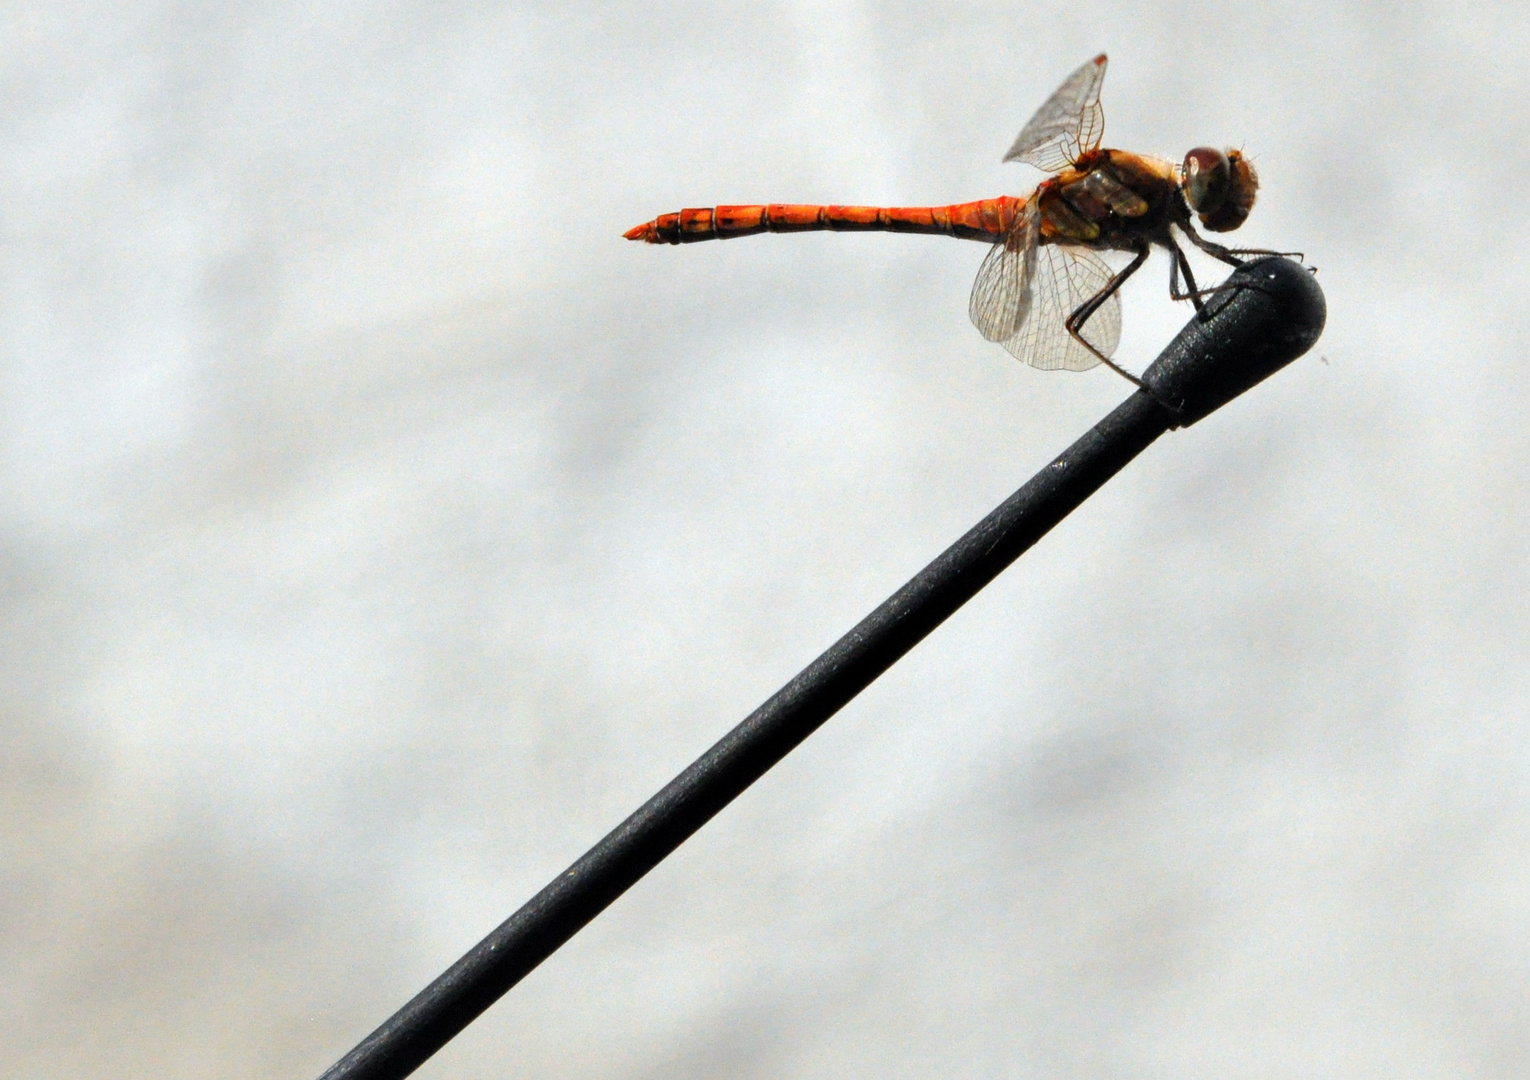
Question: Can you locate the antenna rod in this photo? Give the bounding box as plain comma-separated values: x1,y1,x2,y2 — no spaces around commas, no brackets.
316,257,1324,1080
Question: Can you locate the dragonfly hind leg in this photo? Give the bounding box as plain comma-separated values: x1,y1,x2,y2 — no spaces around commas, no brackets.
1065,241,1150,387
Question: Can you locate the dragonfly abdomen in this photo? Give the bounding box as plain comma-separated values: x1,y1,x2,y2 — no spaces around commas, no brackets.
624,198,1024,244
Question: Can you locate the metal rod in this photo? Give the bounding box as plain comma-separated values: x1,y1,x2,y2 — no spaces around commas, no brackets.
316,257,1324,1080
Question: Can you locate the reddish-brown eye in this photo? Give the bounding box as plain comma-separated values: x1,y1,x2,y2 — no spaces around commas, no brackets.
1181,146,1231,214
1197,149,1259,232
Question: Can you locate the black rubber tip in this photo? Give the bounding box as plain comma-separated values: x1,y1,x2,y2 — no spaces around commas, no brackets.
1142,256,1326,428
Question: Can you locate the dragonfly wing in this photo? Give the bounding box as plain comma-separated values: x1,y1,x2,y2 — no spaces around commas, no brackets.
1003,54,1107,172
969,199,1041,344
1002,243,1121,372
1076,168,1150,217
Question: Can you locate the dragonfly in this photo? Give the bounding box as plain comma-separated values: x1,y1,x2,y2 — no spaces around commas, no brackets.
625,54,1270,387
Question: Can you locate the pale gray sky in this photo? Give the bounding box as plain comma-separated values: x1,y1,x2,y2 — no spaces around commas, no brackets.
6,2,1530,1077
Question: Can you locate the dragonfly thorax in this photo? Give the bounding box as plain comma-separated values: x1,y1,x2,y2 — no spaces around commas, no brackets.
1041,149,1186,249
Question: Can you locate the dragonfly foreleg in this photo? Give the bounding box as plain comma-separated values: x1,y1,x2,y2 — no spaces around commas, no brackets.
1066,241,1150,387
1180,220,1302,267
1179,221,1248,267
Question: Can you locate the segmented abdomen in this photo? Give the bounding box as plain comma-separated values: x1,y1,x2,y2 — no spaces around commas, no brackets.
624,198,1024,244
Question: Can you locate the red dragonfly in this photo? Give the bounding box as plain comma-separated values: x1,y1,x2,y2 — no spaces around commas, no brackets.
625,54,1266,386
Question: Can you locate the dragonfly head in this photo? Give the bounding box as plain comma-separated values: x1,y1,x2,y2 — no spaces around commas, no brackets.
1181,147,1259,232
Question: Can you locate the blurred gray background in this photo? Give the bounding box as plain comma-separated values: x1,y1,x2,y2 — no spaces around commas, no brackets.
5,2,1528,1077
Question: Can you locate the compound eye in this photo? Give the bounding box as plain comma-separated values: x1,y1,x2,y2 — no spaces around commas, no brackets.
1181,146,1231,214
1198,149,1259,232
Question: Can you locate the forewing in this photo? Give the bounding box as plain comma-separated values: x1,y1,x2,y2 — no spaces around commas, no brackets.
1075,168,1149,217
1001,243,1121,372
968,199,1041,344
1003,54,1107,172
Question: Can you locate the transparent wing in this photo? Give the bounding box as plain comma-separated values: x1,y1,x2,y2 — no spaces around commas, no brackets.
1003,54,1107,172
1001,244,1121,372
1074,168,1149,217
968,198,1041,343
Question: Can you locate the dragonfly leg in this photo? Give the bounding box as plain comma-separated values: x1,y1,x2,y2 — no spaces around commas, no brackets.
1181,220,1302,266
1167,234,1255,310
1168,238,1207,313
1066,242,1150,387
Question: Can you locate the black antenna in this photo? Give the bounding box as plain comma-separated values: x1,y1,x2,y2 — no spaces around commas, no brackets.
315,257,1324,1080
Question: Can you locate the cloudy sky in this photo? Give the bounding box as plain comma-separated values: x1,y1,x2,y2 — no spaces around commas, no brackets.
6,2,1530,1077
